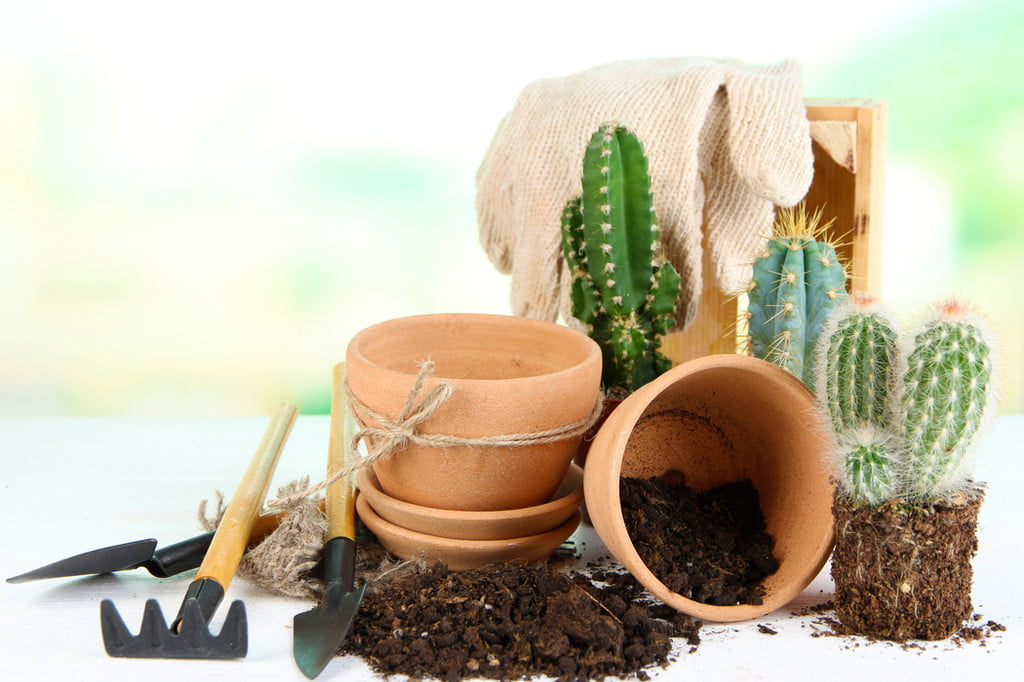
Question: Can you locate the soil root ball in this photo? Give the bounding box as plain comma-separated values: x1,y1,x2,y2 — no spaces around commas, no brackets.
831,490,983,641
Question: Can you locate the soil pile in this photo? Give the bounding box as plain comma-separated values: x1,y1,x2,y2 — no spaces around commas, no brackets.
340,562,701,681
620,472,777,605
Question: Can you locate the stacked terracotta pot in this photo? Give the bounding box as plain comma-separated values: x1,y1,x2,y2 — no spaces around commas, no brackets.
345,313,602,570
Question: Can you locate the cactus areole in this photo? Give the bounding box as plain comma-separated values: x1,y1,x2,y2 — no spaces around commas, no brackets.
560,124,681,394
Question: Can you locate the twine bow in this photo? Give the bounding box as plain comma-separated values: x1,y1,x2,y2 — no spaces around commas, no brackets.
346,360,455,464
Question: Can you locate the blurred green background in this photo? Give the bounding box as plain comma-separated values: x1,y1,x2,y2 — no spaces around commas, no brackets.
1,0,1020,415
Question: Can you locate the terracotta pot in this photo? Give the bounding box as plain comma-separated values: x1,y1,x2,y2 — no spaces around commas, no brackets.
584,354,834,622
832,490,983,640
346,313,602,511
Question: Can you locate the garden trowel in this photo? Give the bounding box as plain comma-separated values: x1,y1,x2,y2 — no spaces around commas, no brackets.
292,363,366,678
7,498,319,584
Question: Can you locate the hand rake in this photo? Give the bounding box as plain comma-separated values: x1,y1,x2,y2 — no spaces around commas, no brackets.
292,363,366,678
100,403,298,659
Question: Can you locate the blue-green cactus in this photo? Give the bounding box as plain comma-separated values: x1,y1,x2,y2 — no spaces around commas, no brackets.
748,204,847,390
560,123,681,394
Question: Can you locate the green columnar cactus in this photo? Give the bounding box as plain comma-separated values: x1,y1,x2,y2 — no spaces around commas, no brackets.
821,296,900,431
748,204,847,390
897,299,998,500
815,294,901,506
815,296,999,507
560,123,681,394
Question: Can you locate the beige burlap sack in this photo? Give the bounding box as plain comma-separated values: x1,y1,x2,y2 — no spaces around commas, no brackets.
476,57,814,330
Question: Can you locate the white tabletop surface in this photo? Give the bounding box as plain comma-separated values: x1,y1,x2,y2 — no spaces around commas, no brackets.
1,415,1020,681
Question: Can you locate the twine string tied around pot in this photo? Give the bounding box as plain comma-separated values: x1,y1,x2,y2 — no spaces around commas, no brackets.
266,360,603,509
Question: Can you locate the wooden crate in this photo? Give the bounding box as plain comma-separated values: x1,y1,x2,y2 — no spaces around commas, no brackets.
661,98,888,365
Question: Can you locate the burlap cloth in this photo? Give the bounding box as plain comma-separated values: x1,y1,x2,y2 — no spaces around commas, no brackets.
477,57,814,330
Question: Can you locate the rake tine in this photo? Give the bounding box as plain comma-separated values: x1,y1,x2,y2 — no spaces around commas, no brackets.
99,599,135,655
213,601,248,657
179,599,208,651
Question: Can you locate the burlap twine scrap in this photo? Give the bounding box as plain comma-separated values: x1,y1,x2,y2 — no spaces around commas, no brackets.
199,360,603,597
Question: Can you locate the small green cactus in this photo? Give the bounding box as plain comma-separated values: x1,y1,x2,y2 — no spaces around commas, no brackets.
815,295,999,507
835,425,898,508
897,299,998,500
560,123,681,394
815,294,901,506
748,204,847,390
819,294,901,432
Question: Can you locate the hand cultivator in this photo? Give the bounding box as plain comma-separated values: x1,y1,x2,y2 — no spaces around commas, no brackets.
99,404,297,659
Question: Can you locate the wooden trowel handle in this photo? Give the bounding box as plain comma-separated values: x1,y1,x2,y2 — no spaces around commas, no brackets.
327,363,357,541
196,403,298,588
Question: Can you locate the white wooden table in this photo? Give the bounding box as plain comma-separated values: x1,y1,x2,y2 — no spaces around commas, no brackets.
1,415,1020,681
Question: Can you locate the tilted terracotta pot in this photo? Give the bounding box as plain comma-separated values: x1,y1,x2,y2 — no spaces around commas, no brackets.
346,313,602,511
584,354,834,622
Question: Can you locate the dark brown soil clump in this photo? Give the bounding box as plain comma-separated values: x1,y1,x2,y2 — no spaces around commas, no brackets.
340,562,700,681
832,490,983,640
620,472,778,605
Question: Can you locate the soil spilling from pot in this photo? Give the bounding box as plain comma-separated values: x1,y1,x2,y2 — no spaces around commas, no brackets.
832,490,984,640
620,472,778,605
340,561,701,681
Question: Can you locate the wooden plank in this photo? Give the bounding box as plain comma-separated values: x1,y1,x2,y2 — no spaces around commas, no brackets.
806,98,887,295
661,99,887,366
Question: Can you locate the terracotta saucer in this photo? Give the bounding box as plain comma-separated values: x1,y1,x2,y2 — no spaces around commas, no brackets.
356,493,581,570
356,464,583,541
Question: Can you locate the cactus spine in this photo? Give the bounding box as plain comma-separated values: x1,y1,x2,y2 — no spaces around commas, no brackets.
560,123,681,394
815,295,999,507
748,204,847,389
897,299,997,499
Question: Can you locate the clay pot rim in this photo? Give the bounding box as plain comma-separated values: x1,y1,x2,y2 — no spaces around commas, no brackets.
347,312,602,386
356,464,584,538
585,353,835,623
356,492,582,552
595,354,816,481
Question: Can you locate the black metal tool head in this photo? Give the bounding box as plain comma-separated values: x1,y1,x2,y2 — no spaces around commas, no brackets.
6,539,159,583
100,579,247,659
292,536,366,678
292,582,367,678
6,531,218,583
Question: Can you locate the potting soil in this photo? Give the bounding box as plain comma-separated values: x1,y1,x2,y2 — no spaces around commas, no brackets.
620,472,778,605
339,561,701,681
